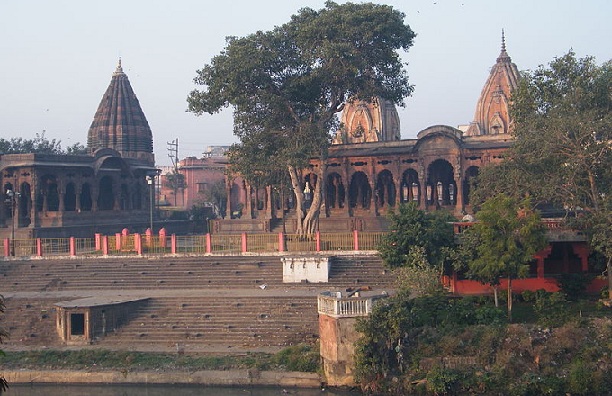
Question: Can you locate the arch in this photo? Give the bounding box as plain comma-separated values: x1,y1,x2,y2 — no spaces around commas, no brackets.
132,183,142,210
326,172,345,209
426,159,456,206
463,166,480,205
38,174,60,212
65,183,77,212
120,184,130,210
80,183,93,211
400,169,420,203
349,171,372,209
97,176,114,211
375,170,396,208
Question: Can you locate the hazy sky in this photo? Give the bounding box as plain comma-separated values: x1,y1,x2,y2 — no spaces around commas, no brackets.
1,0,610,166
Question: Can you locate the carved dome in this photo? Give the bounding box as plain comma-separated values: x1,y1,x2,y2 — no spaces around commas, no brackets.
87,59,154,165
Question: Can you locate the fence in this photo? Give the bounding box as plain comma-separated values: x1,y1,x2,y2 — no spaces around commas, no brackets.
2,230,386,258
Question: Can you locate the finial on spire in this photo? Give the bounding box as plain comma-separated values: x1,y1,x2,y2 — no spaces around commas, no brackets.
113,58,124,76
501,29,506,52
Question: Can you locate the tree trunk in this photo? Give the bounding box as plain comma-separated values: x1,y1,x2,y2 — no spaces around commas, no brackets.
608,256,612,300
493,286,499,308
507,277,513,322
288,162,326,236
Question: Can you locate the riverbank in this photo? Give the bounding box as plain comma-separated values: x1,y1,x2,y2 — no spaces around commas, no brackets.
3,369,322,388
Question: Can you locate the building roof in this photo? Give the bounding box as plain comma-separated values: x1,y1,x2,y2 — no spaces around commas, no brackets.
87,59,154,165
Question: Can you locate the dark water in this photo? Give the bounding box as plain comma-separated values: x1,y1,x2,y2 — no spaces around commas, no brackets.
6,384,359,396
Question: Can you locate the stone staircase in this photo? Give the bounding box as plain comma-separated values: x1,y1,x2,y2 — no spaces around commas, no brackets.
98,296,319,350
0,254,395,353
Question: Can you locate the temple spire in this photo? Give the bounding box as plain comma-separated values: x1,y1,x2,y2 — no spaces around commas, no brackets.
113,58,124,76
498,29,510,62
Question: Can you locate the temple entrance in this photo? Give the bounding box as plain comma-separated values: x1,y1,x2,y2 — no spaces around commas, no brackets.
400,169,420,204
349,172,371,210
375,170,396,209
426,159,455,207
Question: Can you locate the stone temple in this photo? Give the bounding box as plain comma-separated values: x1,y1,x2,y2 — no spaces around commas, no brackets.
212,33,520,233
0,60,158,239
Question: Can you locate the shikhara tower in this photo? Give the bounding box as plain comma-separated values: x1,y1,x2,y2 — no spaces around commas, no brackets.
87,59,155,165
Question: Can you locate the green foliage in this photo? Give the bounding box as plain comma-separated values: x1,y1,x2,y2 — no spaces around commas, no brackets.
0,132,85,155
533,290,571,327
188,2,415,234
271,344,319,372
556,273,592,301
379,203,456,271
426,365,462,395
471,51,612,299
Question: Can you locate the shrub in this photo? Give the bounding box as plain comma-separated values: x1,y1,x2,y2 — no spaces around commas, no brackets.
533,291,571,327
426,365,462,395
557,273,592,301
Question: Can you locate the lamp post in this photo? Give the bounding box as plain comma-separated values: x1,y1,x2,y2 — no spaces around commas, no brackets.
146,175,154,233
6,189,20,256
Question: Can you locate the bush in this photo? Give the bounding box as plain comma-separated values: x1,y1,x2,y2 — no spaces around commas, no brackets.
533,291,571,327
426,365,462,395
557,273,592,301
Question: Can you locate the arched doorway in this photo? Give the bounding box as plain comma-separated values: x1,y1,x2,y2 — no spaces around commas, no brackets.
349,171,372,209
375,170,396,208
426,159,455,207
65,183,77,212
80,183,93,211
98,176,114,211
400,169,420,203
326,173,345,209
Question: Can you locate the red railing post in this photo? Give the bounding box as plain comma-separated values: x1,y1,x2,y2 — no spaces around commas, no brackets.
278,232,285,252
135,233,142,255
115,233,122,251
102,236,109,256
95,233,101,250
353,230,359,251
36,238,43,257
69,237,77,257
171,234,177,254
241,232,248,253
206,233,212,254
316,231,321,252
3,238,10,256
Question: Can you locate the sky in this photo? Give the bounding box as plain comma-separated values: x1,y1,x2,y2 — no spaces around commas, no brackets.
1,1,610,166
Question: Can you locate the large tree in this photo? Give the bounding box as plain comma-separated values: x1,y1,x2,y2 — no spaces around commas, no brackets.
473,52,612,298
187,1,415,234
463,194,547,321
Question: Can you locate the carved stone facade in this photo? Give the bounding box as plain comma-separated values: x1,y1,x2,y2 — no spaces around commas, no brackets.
213,35,517,233
1,62,157,239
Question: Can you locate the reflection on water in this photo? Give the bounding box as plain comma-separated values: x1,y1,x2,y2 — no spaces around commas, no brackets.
7,384,359,396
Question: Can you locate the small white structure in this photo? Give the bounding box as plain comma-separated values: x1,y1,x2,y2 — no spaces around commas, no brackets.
281,256,330,283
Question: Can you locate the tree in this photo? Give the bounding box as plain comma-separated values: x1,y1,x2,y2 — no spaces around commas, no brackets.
463,194,547,321
378,203,456,270
188,1,415,234
0,132,85,155
472,52,612,298
163,171,187,206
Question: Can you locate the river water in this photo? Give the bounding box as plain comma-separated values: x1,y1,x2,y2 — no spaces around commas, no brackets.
6,384,359,396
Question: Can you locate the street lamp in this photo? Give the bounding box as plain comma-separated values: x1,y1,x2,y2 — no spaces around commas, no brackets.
146,175,154,232
6,189,20,256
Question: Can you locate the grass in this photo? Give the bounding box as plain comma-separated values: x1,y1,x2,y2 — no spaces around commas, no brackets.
0,344,320,373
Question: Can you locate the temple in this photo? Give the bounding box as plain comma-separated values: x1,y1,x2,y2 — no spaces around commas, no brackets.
0,60,158,239
212,34,519,233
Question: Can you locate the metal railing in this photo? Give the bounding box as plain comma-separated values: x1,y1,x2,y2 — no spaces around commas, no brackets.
2,231,386,258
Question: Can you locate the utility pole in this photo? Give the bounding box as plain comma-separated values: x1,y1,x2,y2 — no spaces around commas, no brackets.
167,138,181,206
